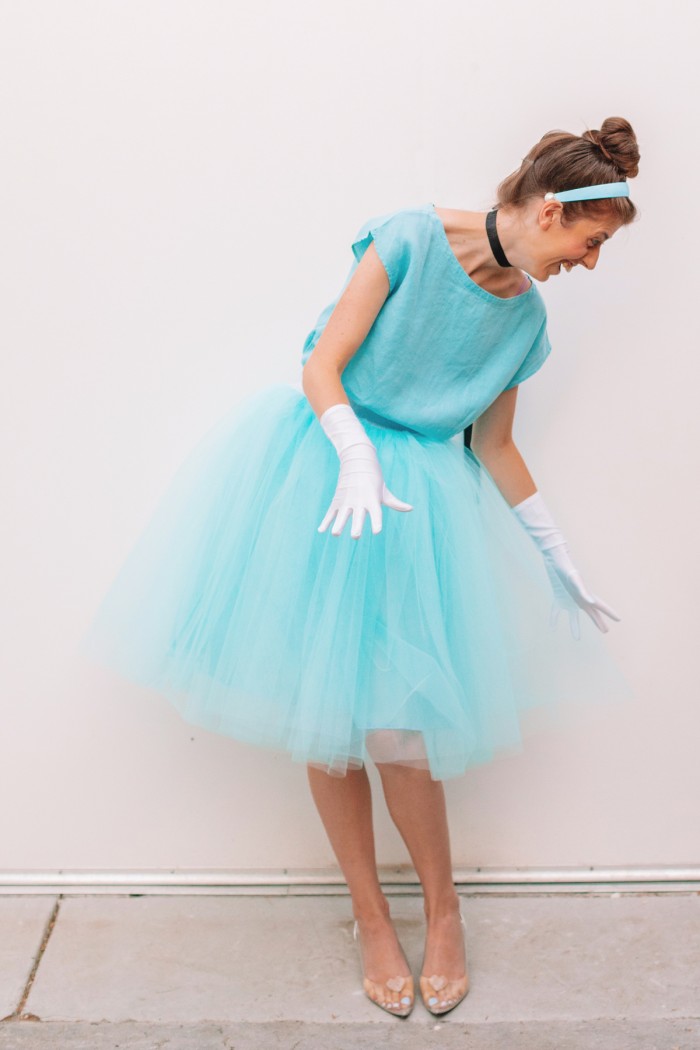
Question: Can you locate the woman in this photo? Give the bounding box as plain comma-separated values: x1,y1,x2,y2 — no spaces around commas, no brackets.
81,117,640,1018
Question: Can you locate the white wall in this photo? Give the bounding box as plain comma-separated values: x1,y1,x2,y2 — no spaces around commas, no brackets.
3,0,698,875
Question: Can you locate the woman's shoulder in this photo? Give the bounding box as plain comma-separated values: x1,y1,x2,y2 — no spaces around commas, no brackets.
350,205,436,279
354,203,435,236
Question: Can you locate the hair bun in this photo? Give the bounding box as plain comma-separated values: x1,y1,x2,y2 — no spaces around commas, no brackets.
582,117,640,179
593,134,614,163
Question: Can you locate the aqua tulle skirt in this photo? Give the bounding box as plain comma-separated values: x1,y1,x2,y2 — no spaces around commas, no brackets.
79,383,634,780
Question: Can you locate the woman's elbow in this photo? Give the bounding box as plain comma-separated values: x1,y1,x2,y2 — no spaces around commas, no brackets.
471,434,516,463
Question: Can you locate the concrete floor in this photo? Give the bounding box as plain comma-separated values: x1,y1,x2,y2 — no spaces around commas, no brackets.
0,891,699,1049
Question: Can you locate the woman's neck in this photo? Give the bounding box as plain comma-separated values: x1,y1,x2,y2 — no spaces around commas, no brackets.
434,207,530,298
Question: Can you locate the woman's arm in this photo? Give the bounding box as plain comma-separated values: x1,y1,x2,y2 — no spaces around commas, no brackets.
470,386,539,507
302,240,413,538
473,386,621,635
301,242,391,419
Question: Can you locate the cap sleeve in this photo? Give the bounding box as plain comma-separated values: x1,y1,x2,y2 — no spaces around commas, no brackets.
350,210,412,295
504,319,552,390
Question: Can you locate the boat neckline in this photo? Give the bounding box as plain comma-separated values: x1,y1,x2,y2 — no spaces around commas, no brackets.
427,202,535,305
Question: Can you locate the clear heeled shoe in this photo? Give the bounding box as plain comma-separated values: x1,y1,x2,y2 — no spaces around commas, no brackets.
352,918,415,1018
419,908,470,1016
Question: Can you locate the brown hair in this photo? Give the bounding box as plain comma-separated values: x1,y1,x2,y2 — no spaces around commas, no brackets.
493,116,640,226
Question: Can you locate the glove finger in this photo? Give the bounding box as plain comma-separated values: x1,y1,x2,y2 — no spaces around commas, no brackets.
381,484,413,512
585,605,609,633
317,503,338,533
568,607,581,641
549,601,559,631
593,597,622,622
351,506,367,540
369,501,383,535
331,505,352,537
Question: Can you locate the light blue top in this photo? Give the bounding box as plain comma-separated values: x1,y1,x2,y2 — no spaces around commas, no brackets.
300,203,552,441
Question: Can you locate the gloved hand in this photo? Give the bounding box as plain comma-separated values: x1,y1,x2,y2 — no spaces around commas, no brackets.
317,403,413,538
511,491,621,640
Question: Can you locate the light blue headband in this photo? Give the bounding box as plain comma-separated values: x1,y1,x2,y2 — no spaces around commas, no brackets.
544,181,630,203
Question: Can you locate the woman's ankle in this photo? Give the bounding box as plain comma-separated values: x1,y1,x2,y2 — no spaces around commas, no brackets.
352,895,392,923
423,890,461,920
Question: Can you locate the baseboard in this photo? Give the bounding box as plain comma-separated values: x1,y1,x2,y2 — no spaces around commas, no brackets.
1,865,698,895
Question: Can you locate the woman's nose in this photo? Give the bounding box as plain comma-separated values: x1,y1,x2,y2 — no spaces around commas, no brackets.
581,244,602,270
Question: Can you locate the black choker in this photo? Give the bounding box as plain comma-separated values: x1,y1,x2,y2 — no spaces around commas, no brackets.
486,206,512,268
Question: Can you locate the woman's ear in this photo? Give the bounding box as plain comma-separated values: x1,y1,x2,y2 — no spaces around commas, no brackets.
539,199,563,231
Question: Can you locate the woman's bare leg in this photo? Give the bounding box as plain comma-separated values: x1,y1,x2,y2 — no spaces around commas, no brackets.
375,762,468,1007
306,764,413,1009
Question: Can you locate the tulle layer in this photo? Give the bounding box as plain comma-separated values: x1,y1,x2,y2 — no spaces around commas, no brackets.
80,383,634,780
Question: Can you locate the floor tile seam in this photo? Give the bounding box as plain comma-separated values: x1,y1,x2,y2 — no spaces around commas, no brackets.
1,896,61,1023
3,1013,700,1026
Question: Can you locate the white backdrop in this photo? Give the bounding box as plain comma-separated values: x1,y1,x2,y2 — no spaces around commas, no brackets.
2,0,697,876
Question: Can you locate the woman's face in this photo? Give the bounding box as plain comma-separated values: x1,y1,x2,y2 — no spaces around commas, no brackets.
528,202,623,281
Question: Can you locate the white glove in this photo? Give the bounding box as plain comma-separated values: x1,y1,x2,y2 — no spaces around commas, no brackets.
511,491,621,640
317,403,413,539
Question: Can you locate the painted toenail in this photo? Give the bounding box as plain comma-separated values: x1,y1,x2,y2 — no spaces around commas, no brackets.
401,995,411,1005
428,996,438,1005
